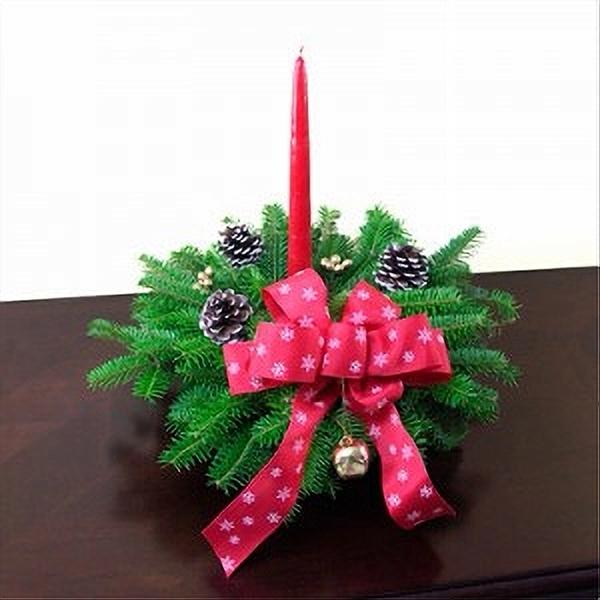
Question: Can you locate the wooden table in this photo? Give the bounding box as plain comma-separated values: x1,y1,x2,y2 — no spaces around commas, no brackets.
1,268,598,598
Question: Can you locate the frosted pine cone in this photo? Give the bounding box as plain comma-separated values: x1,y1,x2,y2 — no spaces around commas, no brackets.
199,289,253,345
219,224,263,268
374,244,429,291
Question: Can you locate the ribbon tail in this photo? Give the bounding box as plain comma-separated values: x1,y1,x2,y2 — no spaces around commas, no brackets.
202,383,338,576
358,403,455,529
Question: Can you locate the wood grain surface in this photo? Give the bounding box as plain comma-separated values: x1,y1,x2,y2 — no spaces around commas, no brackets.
1,268,597,598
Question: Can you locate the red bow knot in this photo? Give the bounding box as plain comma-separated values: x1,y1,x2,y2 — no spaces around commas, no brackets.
203,268,455,576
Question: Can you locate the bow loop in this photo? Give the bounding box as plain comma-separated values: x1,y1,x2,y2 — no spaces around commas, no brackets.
208,269,456,576
251,323,323,383
366,315,451,383
321,322,368,379
262,269,330,329
345,378,404,416
342,281,402,330
223,341,280,395
223,271,451,395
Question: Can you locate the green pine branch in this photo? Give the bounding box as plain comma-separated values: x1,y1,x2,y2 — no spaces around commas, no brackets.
397,403,435,451
89,319,181,362
250,404,290,447
400,390,469,451
137,306,199,336
432,374,499,422
300,408,365,498
312,207,355,292
132,366,171,402
172,335,225,383
87,354,148,389
139,254,208,306
450,347,520,385
257,203,288,281
313,206,342,256
165,383,225,432
465,286,520,325
389,286,468,317
300,417,341,498
431,308,494,346
428,262,471,287
87,318,124,342
132,293,182,324
335,206,413,288
430,226,483,269
87,205,520,516
159,390,250,470
428,406,470,450
207,425,273,492
168,245,206,275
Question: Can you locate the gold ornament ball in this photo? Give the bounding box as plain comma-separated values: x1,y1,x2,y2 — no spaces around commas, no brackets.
332,436,370,479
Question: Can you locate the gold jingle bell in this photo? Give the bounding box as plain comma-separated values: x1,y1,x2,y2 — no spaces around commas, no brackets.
332,436,370,479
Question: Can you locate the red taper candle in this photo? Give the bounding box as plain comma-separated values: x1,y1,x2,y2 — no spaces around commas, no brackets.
287,51,312,275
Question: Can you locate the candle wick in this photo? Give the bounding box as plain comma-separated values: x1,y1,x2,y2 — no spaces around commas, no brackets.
299,45,304,56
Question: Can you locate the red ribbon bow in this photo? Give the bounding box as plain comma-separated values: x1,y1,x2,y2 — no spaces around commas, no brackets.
203,268,455,576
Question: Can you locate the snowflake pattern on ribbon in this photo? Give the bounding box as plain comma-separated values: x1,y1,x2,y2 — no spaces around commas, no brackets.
203,268,455,576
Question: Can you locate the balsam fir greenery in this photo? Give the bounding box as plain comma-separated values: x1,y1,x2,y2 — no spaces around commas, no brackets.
87,205,519,507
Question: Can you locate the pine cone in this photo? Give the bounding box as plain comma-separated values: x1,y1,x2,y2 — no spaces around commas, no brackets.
374,244,429,292
199,289,253,345
219,224,263,268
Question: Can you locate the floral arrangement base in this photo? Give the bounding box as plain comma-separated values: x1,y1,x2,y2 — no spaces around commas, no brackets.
87,205,519,574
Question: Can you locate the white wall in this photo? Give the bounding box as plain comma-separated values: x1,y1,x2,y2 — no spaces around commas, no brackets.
1,0,597,301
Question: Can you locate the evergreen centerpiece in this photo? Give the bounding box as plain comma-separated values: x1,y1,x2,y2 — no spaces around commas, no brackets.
87,53,519,576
